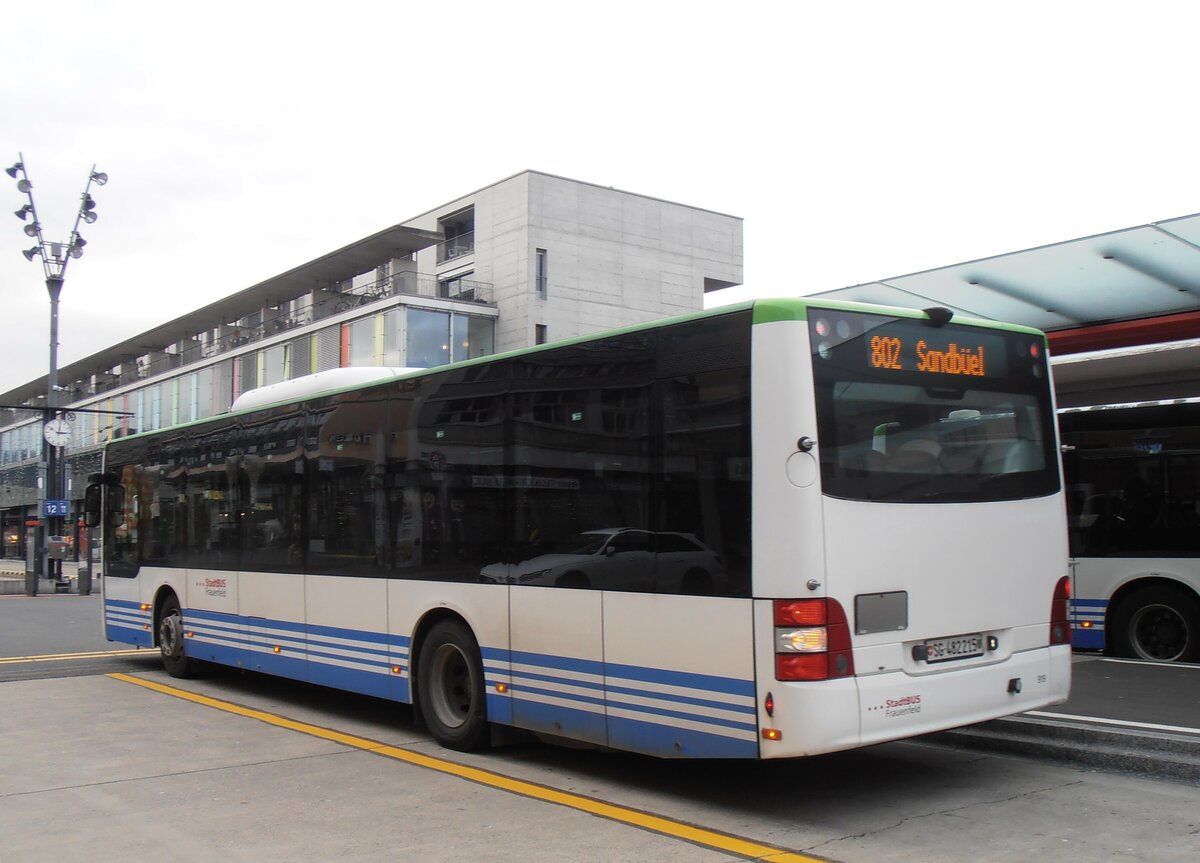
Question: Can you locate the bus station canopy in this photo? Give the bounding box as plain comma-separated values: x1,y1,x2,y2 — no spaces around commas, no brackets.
812,212,1200,341
811,213,1200,406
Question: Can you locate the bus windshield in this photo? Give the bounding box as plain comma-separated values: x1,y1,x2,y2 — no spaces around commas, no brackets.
809,309,1060,503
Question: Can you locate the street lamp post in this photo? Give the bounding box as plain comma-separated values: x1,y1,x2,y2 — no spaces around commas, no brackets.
8,154,107,596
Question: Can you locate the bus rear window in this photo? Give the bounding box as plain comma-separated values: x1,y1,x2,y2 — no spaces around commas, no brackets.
809,310,1060,503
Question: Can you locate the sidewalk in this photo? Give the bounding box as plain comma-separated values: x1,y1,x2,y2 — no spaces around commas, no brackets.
0,558,84,595
927,655,1200,783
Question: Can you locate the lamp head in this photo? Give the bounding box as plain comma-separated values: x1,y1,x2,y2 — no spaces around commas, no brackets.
5,161,22,179
89,170,108,186
14,204,32,221
22,245,41,262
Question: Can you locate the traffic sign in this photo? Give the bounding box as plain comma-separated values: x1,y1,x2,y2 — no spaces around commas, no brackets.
43,499,69,517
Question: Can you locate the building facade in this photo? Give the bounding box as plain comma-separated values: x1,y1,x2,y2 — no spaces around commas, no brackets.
0,171,743,561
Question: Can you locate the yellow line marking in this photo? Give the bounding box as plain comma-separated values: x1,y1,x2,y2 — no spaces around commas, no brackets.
108,672,827,863
0,648,144,665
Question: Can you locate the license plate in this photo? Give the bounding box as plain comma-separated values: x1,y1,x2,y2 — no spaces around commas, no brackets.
922,633,984,664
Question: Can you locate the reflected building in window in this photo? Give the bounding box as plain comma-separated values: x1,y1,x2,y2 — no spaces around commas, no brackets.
0,171,743,557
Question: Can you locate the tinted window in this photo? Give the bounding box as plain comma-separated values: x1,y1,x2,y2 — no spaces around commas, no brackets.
1061,404,1200,557
810,310,1059,503
101,310,753,596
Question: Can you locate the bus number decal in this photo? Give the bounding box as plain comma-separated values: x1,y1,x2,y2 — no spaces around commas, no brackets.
870,336,903,370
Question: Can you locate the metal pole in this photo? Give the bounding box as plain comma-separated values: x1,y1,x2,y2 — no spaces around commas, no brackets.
46,275,63,590
9,156,105,595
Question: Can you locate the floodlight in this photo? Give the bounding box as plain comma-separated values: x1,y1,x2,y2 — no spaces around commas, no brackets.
22,245,41,261
14,204,32,221
5,161,22,179
89,171,108,186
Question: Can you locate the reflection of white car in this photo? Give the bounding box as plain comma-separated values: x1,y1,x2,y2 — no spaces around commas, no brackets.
479,528,724,594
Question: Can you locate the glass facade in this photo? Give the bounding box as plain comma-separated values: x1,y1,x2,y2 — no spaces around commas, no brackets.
0,307,497,523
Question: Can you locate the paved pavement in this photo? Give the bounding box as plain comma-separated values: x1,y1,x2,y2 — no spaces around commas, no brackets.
3,558,1197,782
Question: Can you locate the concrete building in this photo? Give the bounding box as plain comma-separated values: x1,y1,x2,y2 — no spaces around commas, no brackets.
0,170,743,563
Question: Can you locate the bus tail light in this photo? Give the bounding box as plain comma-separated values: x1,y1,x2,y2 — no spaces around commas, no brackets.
1050,576,1071,645
774,599,855,681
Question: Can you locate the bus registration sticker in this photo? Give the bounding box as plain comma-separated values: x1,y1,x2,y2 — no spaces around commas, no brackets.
922,633,984,664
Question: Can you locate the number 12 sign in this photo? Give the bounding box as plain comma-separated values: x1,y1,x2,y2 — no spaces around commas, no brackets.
43,500,69,517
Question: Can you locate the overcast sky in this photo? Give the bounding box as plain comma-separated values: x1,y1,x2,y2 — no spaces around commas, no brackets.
3,0,1199,394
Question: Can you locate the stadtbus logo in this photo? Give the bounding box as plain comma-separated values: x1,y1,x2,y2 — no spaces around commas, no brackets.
867,694,922,718
198,577,227,598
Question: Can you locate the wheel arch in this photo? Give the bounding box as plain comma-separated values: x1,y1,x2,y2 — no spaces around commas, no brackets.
150,584,182,648
1107,575,1200,624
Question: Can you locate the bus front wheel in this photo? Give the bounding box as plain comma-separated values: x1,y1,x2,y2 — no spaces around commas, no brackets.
158,595,196,679
1108,586,1200,663
417,620,489,751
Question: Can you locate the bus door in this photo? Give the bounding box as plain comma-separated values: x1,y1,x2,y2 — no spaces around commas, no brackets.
508,581,607,746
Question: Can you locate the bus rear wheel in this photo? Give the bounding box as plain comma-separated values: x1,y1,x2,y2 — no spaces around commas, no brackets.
417,620,488,751
1108,586,1200,663
158,595,196,678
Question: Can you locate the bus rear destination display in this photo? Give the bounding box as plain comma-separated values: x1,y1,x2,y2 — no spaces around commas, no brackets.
812,312,1011,379
869,334,994,377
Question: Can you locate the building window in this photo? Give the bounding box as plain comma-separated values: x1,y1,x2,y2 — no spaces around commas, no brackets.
437,207,475,264
347,317,377,367
535,248,547,298
536,324,548,345
453,315,495,361
261,344,287,386
407,309,451,368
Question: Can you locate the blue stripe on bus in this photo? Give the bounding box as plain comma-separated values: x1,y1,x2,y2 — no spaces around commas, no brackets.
1071,628,1105,650
508,649,754,701
607,715,759,759
604,660,757,698
105,598,147,610
515,681,608,710
603,682,756,715
104,600,152,648
510,696,608,745
1069,597,1107,650
606,694,758,733
509,649,604,677
106,603,757,757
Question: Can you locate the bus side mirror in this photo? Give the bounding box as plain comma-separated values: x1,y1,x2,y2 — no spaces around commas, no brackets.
85,481,125,528
107,485,126,529
84,484,102,528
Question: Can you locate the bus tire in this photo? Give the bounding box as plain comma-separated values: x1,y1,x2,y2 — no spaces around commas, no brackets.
1107,585,1200,663
158,595,196,679
417,619,489,751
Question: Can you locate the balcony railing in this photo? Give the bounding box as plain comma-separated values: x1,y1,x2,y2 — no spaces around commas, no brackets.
436,231,475,264
5,272,496,414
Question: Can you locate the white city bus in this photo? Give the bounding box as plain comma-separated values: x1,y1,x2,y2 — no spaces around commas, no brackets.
89,298,1071,758
1060,399,1200,662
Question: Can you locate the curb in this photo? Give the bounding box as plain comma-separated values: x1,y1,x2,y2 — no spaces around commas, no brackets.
923,715,1200,784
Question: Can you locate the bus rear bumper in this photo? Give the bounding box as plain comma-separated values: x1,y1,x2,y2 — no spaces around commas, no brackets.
758,644,1070,759
855,644,1071,749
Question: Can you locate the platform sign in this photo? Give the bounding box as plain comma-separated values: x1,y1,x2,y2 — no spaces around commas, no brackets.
43,499,69,517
